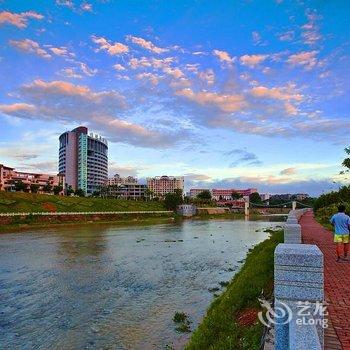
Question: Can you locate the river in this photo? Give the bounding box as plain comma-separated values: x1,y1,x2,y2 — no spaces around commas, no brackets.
0,218,282,349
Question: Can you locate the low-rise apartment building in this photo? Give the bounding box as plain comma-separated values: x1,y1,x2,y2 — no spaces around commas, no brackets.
0,164,65,194
147,176,184,197
211,188,258,201
107,174,138,186
189,188,210,198
104,174,146,199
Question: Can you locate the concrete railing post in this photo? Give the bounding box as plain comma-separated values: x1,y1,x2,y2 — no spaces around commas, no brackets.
274,243,324,350
244,198,249,217
284,224,301,244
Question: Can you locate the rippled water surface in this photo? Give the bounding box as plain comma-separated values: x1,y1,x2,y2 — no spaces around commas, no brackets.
0,219,282,349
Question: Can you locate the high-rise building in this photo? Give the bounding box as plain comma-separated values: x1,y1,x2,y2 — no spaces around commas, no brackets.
146,176,184,197
59,126,108,195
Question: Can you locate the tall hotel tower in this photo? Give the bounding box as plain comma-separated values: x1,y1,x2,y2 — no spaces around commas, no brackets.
59,126,108,195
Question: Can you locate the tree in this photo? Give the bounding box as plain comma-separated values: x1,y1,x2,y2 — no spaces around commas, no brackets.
145,188,154,201
174,188,183,197
42,184,52,193
164,191,183,211
231,191,242,200
340,147,350,178
197,190,212,201
14,180,27,192
249,192,262,204
66,185,74,196
30,184,40,193
53,185,63,195
75,188,85,197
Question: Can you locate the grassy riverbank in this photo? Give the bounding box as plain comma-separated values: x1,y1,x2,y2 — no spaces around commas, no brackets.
0,215,175,233
186,229,283,350
0,192,166,213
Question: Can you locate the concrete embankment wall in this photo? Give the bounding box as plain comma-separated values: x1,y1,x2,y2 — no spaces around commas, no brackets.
0,211,173,226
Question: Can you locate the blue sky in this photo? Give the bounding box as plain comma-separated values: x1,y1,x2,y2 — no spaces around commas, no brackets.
0,0,349,195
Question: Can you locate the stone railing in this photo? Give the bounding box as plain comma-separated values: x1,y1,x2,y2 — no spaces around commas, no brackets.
274,209,324,350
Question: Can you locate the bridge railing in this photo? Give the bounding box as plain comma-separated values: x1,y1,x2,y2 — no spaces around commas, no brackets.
274,209,324,350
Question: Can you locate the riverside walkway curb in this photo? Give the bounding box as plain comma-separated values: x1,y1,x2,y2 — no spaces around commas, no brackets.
300,211,349,350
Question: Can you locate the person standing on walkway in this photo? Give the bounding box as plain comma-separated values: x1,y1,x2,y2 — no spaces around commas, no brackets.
330,204,350,262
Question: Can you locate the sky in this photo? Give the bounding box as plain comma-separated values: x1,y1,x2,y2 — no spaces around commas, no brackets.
0,0,349,196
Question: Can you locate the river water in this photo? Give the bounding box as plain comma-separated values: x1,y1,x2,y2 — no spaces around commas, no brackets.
0,219,282,350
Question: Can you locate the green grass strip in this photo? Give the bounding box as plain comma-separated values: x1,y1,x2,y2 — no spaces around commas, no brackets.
186,229,283,350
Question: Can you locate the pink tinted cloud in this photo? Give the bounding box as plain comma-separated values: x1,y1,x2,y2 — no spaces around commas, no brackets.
251,85,303,115
280,167,297,175
49,46,75,58
81,3,93,12
136,72,161,86
251,85,303,102
175,88,247,113
302,10,322,45
1,79,184,147
91,35,129,55
126,35,168,54
287,50,318,70
240,54,268,67
212,49,234,64
0,103,36,114
9,39,51,59
198,69,215,86
0,11,43,28
278,30,295,42
128,56,174,69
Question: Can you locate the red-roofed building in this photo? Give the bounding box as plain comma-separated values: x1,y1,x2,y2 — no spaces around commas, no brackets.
0,164,65,194
212,188,258,201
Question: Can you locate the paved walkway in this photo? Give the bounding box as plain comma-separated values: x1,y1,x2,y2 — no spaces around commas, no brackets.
300,211,350,350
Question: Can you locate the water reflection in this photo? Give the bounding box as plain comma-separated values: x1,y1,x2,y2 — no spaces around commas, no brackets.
0,219,282,349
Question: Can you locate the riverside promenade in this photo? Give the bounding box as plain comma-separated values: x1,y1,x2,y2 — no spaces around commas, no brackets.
300,211,350,350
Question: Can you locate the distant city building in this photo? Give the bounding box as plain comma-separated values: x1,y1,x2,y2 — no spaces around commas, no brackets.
146,176,184,197
295,193,309,201
104,183,147,200
0,164,65,194
189,188,210,198
211,188,258,201
260,193,270,201
59,126,108,195
107,174,138,186
270,193,309,202
104,174,146,199
270,194,293,201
